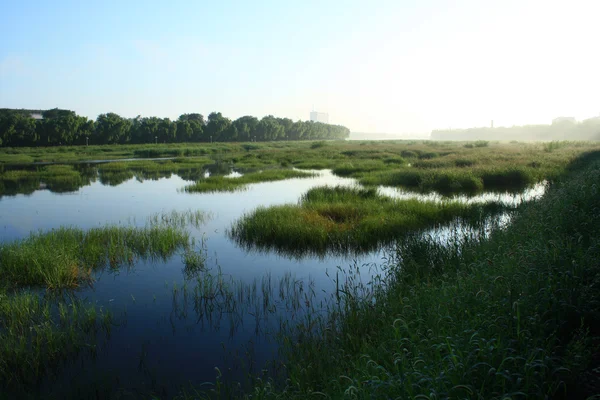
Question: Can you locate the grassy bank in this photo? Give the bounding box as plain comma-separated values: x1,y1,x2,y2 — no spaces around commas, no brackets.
0,225,190,288
225,151,600,399
230,186,509,256
183,169,317,193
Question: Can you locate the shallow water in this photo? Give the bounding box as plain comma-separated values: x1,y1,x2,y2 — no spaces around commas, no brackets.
0,168,545,398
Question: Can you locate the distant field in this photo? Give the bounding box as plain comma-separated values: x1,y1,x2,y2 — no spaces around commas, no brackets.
1,140,598,196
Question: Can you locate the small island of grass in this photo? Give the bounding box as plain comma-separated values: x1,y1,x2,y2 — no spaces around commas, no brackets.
183,168,317,193
230,186,508,255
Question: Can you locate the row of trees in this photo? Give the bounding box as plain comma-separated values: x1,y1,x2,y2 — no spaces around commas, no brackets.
0,109,350,147
431,118,600,141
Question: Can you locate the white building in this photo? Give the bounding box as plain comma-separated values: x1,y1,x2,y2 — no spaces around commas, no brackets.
310,111,329,124
552,117,576,124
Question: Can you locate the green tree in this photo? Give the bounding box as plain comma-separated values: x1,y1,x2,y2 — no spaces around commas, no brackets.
39,109,83,145
256,116,284,141
177,114,205,142
95,113,132,144
205,112,231,142
233,116,259,142
157,118,177,143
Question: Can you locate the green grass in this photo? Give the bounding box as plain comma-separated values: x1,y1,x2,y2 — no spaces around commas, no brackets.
0,225,190,288
96,157,210,172
183,169,317,193
0,209,208,396
2,141,599,197
331,159,393,177
230,186,509,255
359,165,550,194
0,288,113,390
218,150,600,399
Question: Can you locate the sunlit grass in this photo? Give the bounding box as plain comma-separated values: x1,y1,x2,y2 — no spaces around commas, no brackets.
183,169,317,193
2,141,599,198
0,225,190,288
230,186,509,255
218,150,600,399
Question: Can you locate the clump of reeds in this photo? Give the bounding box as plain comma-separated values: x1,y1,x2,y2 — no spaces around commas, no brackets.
0,225,190,288
183,169,317,193
230,186,509,255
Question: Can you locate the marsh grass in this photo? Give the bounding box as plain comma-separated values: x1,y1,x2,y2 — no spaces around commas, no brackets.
2,141,599,198
331,159,392,177
210,151,600,399
230,186,509,255
0,164,92,195
360,165,546,194
146,209,210,229
96,158,211,172
183,169,317,193
0,288,113,389
172,241,320,347
0,225,190,288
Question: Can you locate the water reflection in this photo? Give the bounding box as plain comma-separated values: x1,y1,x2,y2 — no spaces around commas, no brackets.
0,163,549,399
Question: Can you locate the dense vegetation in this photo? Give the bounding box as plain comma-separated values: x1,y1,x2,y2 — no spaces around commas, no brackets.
230,186,508,256
218,151,600,399
0,225,191,289
0,108,350,147
183,169,317,193
2,140,597,197
1,141,599,398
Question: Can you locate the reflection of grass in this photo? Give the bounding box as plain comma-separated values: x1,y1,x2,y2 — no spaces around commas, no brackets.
230,186,508,255
0,288,113,390
96,158,210,172
0,209,207,396
0,164,90,194
2,141,599,197
183,169,317,193
0,225,190,288
231,152,600,400
147,209,209,228
360,166,546,194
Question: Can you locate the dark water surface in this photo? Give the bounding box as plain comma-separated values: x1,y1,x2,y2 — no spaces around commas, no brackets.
0,169,545,398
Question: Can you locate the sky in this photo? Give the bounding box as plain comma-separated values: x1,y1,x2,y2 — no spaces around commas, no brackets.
1,0,599,134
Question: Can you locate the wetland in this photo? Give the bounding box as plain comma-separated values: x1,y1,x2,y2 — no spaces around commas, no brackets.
1,140,599,399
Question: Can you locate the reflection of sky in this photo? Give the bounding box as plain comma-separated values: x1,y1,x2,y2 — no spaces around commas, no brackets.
0,171,384,397
0,172,544,397
377,181,547,206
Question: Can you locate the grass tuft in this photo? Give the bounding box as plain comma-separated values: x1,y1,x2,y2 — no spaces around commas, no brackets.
230,186,509,255
183,169,317,193
0,225,190,288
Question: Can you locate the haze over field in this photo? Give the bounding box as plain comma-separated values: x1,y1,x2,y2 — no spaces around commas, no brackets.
1,0,599,136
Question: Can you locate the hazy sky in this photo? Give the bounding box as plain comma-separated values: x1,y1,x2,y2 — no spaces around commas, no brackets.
1,0,599,133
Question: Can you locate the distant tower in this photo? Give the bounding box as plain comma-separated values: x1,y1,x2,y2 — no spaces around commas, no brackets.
491,120,494,128
310,110,329,124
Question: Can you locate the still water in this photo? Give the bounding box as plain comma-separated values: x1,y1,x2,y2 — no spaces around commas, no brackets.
0,168,545,398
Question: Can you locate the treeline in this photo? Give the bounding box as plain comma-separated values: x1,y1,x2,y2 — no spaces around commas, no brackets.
0,109,350,147
431,119,600,141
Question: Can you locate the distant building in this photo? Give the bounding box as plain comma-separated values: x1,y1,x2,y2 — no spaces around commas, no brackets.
30,112,43,120
552,117,576,124
583,115,600,122
310,111,329,124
